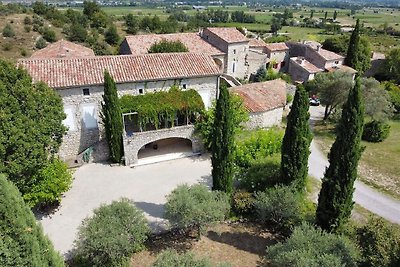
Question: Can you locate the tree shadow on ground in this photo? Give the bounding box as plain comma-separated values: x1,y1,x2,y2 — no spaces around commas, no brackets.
205,225,279,256
134,201,165,219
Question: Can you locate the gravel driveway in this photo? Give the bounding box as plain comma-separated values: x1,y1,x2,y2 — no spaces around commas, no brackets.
38,155,212,257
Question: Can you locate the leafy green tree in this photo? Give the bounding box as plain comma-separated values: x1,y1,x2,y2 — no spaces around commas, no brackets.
281,85,312,191
101,71,123,163
90,11,109,29
2,23,15,37
73,198,149,267
35,36,47,49
124,13,139,34
42,27,57,43
0,174,65,267
383,81,400,113
267,223,360,267
381,48,400,83
165,184,230,236
32,1,48,15
68,23,87,43
316,77,364,233
148,39,188,53
345,19,371,73
0,60,66,196
333,10,338,20
211,84,235,195
83,0,100,19
361,77,393,120
104,24,120,45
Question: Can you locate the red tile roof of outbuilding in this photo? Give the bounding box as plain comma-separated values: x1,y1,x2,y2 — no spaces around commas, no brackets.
31,39,95,58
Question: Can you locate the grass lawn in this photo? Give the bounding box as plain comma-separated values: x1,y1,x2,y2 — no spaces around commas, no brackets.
279,26,332,42
312,119,400,200
130,222,279,267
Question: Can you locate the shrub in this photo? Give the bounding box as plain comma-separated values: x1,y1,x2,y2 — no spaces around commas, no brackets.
238,155,281,192
0,174,65,267
383,81,400,113
23,158,72,208
2,23,15,37
2,42,12,51
104,24,120,45
35,37,47,49
267,223,360,267
148,39,189,53
254,185,303,233
362,120,390,142
356,218,400,267
165,184,230,232
232,190,255,216
24,16,31,25
73,198,150,267
42,27,57,43
24,25,31,33
20,48,28,57
152,249,230,267
235,129,283,169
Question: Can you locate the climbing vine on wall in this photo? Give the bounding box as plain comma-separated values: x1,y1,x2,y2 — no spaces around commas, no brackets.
119,86,204,130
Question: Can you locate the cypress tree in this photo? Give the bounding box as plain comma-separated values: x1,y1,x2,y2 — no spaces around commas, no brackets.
211,84,235,195
281,85,313,191
345,19,361,72
101,71,124,163
0,174,64,267
316,77,364,233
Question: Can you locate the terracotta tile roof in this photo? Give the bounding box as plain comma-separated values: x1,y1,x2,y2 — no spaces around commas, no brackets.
265,42,289,52
18,53,221,89
123,33,224,55
31,39,95,58
230,79,287,113
248,38,268,47
316,48,344,61
326,65,357,74
290,57,323,74
205,27,249,43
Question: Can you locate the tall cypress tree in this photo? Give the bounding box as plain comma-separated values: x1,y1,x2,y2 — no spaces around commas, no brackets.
316,77,364,233
211,84,235,195
345,19,361,72
101,71,124,163
0,174,65,267
281,85,313,191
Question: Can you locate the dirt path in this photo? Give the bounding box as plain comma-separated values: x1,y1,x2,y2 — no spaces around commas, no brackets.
308,106,400,224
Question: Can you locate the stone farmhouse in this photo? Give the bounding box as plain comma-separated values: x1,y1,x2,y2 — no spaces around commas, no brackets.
19,53,221,165
231,79,287,130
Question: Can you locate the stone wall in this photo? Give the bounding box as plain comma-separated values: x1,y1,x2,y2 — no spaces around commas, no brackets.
288,59,313,82
226,42,249,79
244,108,284,130
247,49,268,76
57,76,218,162
123,125,203,165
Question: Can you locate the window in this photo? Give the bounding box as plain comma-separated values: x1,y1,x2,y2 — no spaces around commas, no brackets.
281,61,286,68
232,62,236,73
233,49,236,54
138,88,144,94
182,84,187,89
63,106,76,132
136,83,144,95
81,104,98,129
82,88,90,96
334,60,339,64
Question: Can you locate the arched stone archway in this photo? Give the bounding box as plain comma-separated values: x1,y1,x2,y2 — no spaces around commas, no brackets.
137,137,192,162
123,125,203,166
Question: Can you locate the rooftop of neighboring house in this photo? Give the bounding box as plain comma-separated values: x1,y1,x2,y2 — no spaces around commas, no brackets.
265,42,289,52
30,39,95,58
290,57,323,74
18,53,221,89
326,65,357,74
313,46,344,61
122,32,224,56
230,79,287,113
203,27,249,43
248,38,268,48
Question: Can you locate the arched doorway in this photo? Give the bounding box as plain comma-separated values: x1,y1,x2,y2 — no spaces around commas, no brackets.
137,137,194,165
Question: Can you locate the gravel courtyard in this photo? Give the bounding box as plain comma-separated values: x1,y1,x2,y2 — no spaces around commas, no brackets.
38,155,212,257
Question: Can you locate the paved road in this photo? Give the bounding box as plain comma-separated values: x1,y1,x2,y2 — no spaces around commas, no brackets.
308,106,400,224
38,155,212,257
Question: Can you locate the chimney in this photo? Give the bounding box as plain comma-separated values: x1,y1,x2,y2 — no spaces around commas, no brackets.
317,45,321,52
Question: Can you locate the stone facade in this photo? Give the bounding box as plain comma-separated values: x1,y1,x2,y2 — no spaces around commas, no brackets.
267,50,290,72
247,49,269,76
244,108,284,130
58,76,218,162
123,125,202,165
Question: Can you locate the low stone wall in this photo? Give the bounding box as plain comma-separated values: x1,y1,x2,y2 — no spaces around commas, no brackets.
123,125,203,165
245,108,283,130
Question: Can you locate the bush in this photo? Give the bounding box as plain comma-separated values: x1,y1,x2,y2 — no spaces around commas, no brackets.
104,24,120,45
254,185,303,233
356,218,400,267
362,120,390,142
23,159,72,208
73,198,150,267
24,16,31,25
232,190,255,216
24,25,31,33
152,249,230,267
2,23,15,37
2,42,12,51
35,37,47,49
238,155,281,192
267,223,360,267
148,39,189,53
383,81,400,113
165,184,230,231
42,27,57,43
